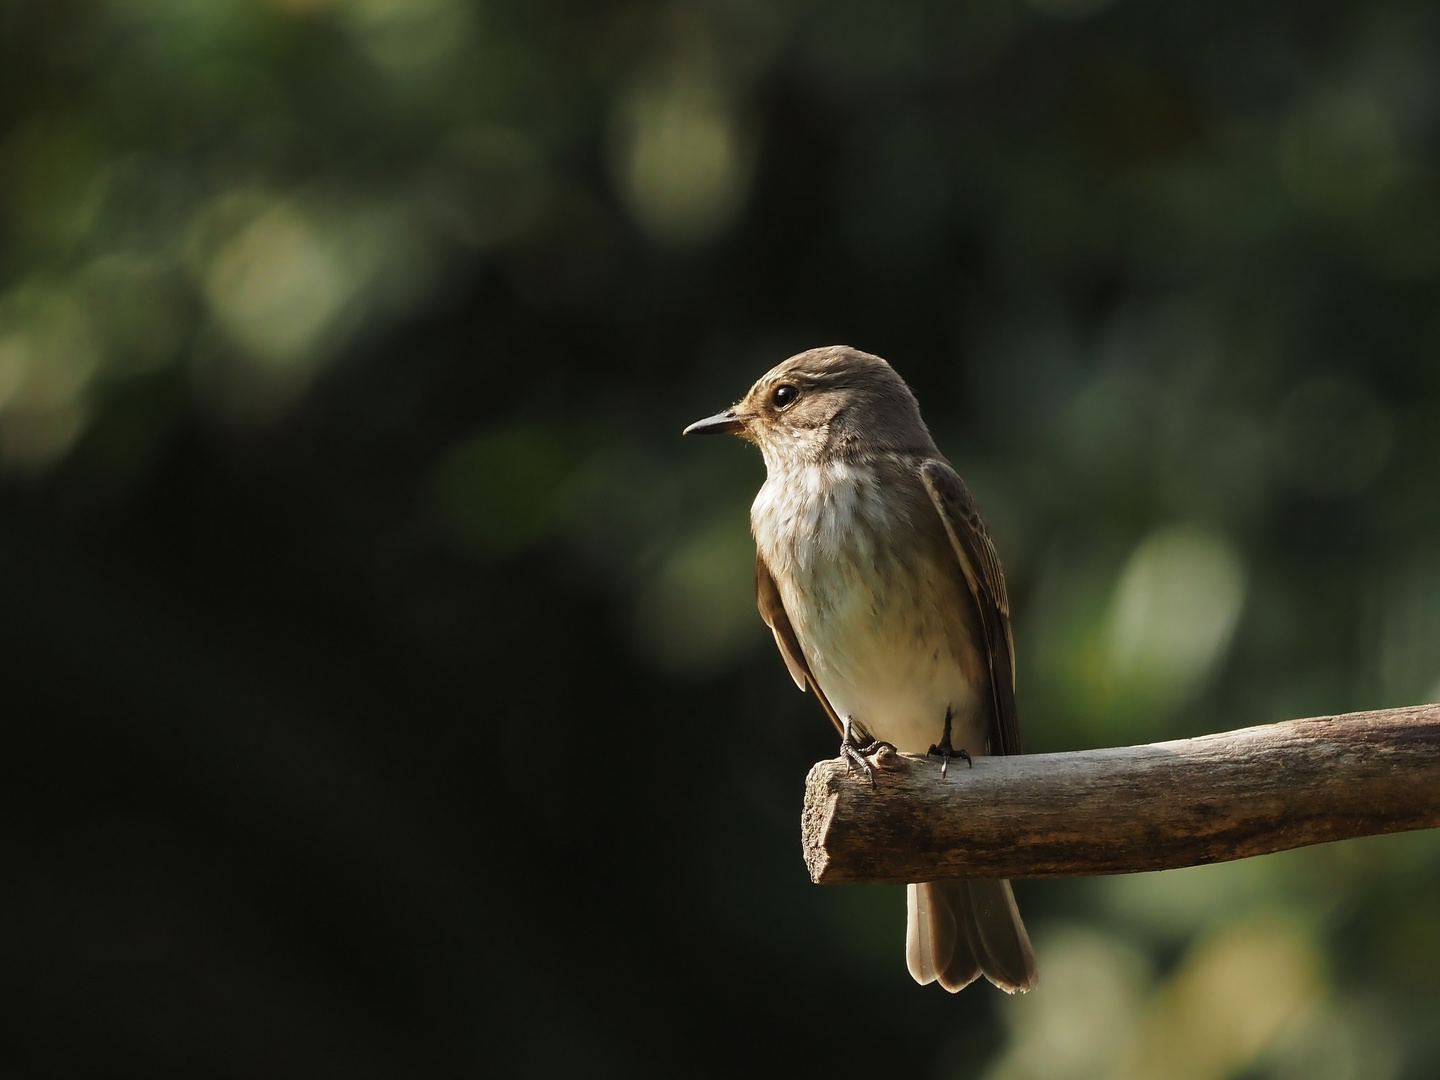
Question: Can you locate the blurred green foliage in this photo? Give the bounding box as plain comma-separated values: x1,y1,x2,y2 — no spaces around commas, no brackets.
3,0,1440,1077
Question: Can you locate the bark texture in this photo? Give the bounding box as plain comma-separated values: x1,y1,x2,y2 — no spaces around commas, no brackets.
803,705,1440,884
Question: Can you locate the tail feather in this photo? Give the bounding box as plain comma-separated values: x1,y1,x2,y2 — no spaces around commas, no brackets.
965,879,1037,993
905,882,941,985
906,878,1037,994
907,882,978,990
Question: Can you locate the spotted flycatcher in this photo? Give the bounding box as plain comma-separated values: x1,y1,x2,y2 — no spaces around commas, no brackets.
684,345,1037,993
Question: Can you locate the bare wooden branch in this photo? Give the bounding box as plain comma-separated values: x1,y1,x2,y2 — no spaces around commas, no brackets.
802,704,1440,884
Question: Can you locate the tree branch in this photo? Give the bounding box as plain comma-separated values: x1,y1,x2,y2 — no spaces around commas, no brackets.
802,704,1440,884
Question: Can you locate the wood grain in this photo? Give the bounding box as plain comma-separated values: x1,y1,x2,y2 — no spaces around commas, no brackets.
802,704,1440,884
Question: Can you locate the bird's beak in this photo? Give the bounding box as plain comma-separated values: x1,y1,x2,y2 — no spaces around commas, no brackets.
683,408,745,436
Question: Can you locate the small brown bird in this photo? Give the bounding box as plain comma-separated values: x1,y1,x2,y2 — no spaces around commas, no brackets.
684,345,1037,993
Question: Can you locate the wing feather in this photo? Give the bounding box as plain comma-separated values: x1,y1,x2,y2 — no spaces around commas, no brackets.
918,460,1021,757
755,550,845,738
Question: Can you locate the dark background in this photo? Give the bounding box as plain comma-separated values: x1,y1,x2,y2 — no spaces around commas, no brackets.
3,0,1439,1077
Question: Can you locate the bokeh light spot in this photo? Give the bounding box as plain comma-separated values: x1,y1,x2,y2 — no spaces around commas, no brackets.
610,72,753,246
986,926,1151,1080
1124,918,1322,1080
200,197,355,370
0,284,102,471
1109,525,1246,694
1279,92,1401,217
632,513,761,676
341,0,474,76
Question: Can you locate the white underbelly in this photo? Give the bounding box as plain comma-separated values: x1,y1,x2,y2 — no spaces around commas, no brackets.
751,460,990,758
820,661,984,755
787,557,987,756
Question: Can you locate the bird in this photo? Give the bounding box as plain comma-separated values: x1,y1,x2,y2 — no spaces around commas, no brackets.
683,345,1037,994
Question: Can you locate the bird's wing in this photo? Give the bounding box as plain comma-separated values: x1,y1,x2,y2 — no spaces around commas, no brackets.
756,549,846,738
919,460,1021,757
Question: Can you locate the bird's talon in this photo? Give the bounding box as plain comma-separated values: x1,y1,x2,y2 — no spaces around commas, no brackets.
840,717,890,785
842,745,877,784
926,705,973,780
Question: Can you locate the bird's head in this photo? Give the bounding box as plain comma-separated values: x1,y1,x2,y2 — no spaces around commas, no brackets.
684,345,936,469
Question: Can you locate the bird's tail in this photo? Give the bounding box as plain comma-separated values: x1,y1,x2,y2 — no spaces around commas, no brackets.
906,878,1037,993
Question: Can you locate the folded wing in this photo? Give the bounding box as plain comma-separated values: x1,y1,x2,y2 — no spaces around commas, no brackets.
755,549,845,738
918,461,1021,757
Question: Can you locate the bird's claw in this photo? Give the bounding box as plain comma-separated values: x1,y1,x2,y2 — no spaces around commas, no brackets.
927,743,972,779
927,705,973,779
840,716,895,785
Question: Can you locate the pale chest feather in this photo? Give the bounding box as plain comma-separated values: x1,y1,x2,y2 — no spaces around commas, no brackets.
751,460,989,754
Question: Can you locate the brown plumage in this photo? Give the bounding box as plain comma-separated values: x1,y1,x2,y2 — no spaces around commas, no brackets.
685,345,1037,994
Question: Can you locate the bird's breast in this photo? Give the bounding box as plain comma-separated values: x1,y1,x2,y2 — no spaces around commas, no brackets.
752,459,988,755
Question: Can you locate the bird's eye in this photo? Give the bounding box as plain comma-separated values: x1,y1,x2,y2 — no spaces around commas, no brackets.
771,384,799,410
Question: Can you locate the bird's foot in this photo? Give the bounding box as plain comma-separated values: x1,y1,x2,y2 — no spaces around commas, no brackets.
840,716,895,785
927,705,973,780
